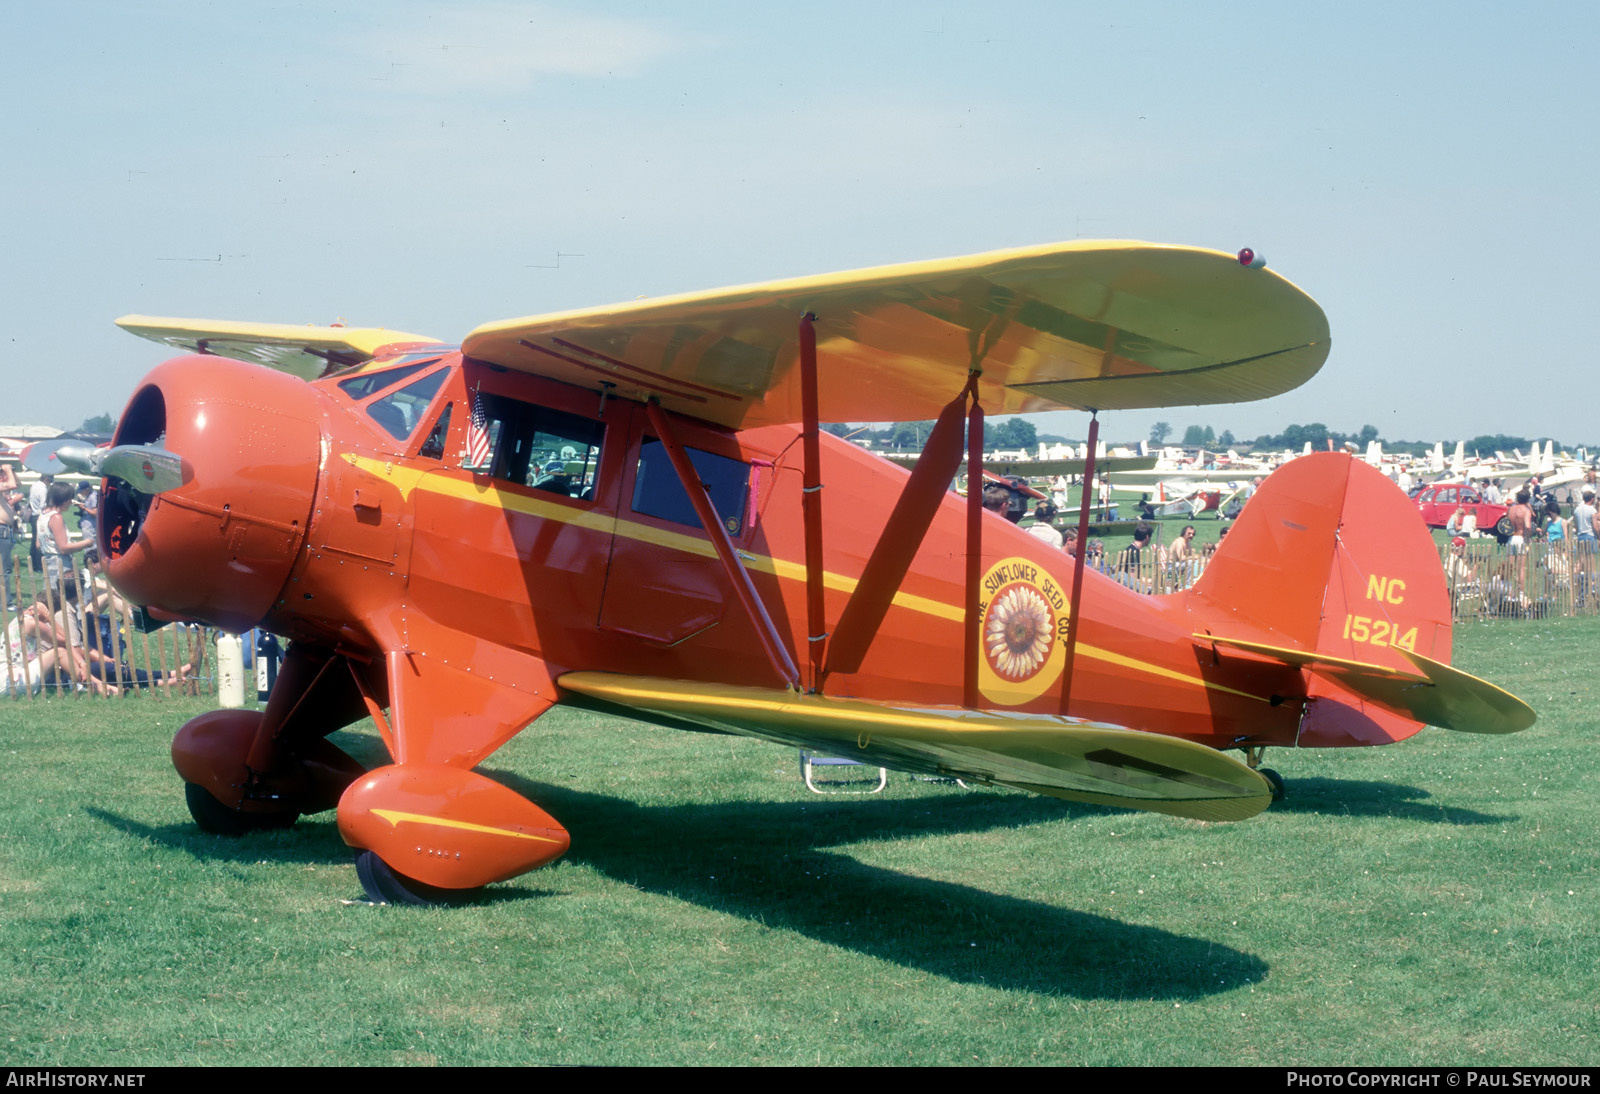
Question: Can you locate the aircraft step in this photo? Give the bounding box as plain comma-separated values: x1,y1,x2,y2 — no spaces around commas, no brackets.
798,749,887,795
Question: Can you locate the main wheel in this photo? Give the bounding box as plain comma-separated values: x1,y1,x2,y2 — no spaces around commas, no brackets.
355,850,462,907
184,782,299,836
1260,767,1286,802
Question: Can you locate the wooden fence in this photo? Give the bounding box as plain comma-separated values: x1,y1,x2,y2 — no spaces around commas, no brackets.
1438,538,1600,621
2,556,222,702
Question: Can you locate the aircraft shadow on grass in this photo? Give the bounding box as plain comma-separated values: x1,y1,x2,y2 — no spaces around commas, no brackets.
84,806,416,869
488,773,1267,1001
1266,777,1513,826
88,782,1266,1002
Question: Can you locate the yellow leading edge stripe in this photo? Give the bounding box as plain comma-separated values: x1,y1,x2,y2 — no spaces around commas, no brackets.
371,808,561,843
345,454,1264,704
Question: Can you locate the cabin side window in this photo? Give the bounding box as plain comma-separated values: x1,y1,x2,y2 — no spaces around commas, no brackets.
632,437,750,535
462,392,604,501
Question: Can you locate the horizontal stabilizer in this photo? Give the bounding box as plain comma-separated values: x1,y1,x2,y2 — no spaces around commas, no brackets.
117,315,441,379
560,672,1273,822
1195,635,1535,735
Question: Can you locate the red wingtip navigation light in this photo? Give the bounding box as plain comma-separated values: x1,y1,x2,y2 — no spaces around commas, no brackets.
1237,247,1266,268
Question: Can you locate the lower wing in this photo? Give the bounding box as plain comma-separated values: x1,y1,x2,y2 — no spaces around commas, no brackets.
559,672,1272,822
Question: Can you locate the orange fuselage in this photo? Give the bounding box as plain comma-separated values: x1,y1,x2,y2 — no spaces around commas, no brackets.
105,350,1420,768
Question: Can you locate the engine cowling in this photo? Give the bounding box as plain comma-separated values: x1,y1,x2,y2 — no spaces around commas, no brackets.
103,355,323,632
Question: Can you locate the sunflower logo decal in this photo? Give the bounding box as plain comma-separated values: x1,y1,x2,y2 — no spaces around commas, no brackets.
985,584,1055,680
977,557,1069,705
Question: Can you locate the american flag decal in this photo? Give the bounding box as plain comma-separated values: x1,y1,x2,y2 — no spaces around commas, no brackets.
465,390,492,469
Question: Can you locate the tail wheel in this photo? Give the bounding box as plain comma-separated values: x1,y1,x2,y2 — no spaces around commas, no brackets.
184,782,299,835
355,850,461,907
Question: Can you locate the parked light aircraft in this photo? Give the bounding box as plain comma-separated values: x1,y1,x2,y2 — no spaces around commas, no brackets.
79,241,1534,904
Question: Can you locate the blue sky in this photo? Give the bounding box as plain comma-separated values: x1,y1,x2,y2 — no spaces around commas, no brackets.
3,1,1595,446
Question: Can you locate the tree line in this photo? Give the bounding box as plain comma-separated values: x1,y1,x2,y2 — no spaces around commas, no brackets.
1148,421,1565,456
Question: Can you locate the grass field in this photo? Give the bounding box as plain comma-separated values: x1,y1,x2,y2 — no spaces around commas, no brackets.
2,619,1596,1066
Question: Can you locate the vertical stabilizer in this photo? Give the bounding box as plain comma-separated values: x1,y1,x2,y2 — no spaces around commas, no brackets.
1188,453,1450,663
1185,453,1458,746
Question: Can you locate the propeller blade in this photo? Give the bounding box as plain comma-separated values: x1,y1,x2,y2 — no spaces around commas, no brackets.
20,441,71,475
99,446,192,495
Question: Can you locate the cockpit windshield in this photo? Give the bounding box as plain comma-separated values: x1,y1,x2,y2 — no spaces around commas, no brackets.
337,359,437,400
366,369,449,441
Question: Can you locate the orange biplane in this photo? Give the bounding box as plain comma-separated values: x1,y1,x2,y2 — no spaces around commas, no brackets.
83,241,1533,904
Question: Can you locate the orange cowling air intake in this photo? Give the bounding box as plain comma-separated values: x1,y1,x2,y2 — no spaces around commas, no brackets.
102,354,323,632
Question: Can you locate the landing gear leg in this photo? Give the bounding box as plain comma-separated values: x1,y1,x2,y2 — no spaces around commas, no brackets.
171,644,371,833
336,649,570,903
1243,746,1286,802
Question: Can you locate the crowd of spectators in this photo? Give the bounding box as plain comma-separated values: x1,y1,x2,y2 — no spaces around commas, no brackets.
1000,464,1600,617
1443,482,1599,618
0,466,205,698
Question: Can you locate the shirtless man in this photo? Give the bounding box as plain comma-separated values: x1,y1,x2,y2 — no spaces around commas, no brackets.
1507,488,1535,593
1167,523,1200,588
1168,524,1197,561
1508,489,1535,549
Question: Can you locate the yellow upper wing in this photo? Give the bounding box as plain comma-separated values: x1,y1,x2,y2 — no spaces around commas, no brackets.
464,240,1330,430
116,316,442,380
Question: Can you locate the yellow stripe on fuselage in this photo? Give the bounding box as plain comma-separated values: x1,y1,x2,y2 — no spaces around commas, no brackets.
343,452,960,620
342,453,1264,703
1076,645,1266,704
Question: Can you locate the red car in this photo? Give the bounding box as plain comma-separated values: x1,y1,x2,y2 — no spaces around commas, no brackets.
1412,482,1512,537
